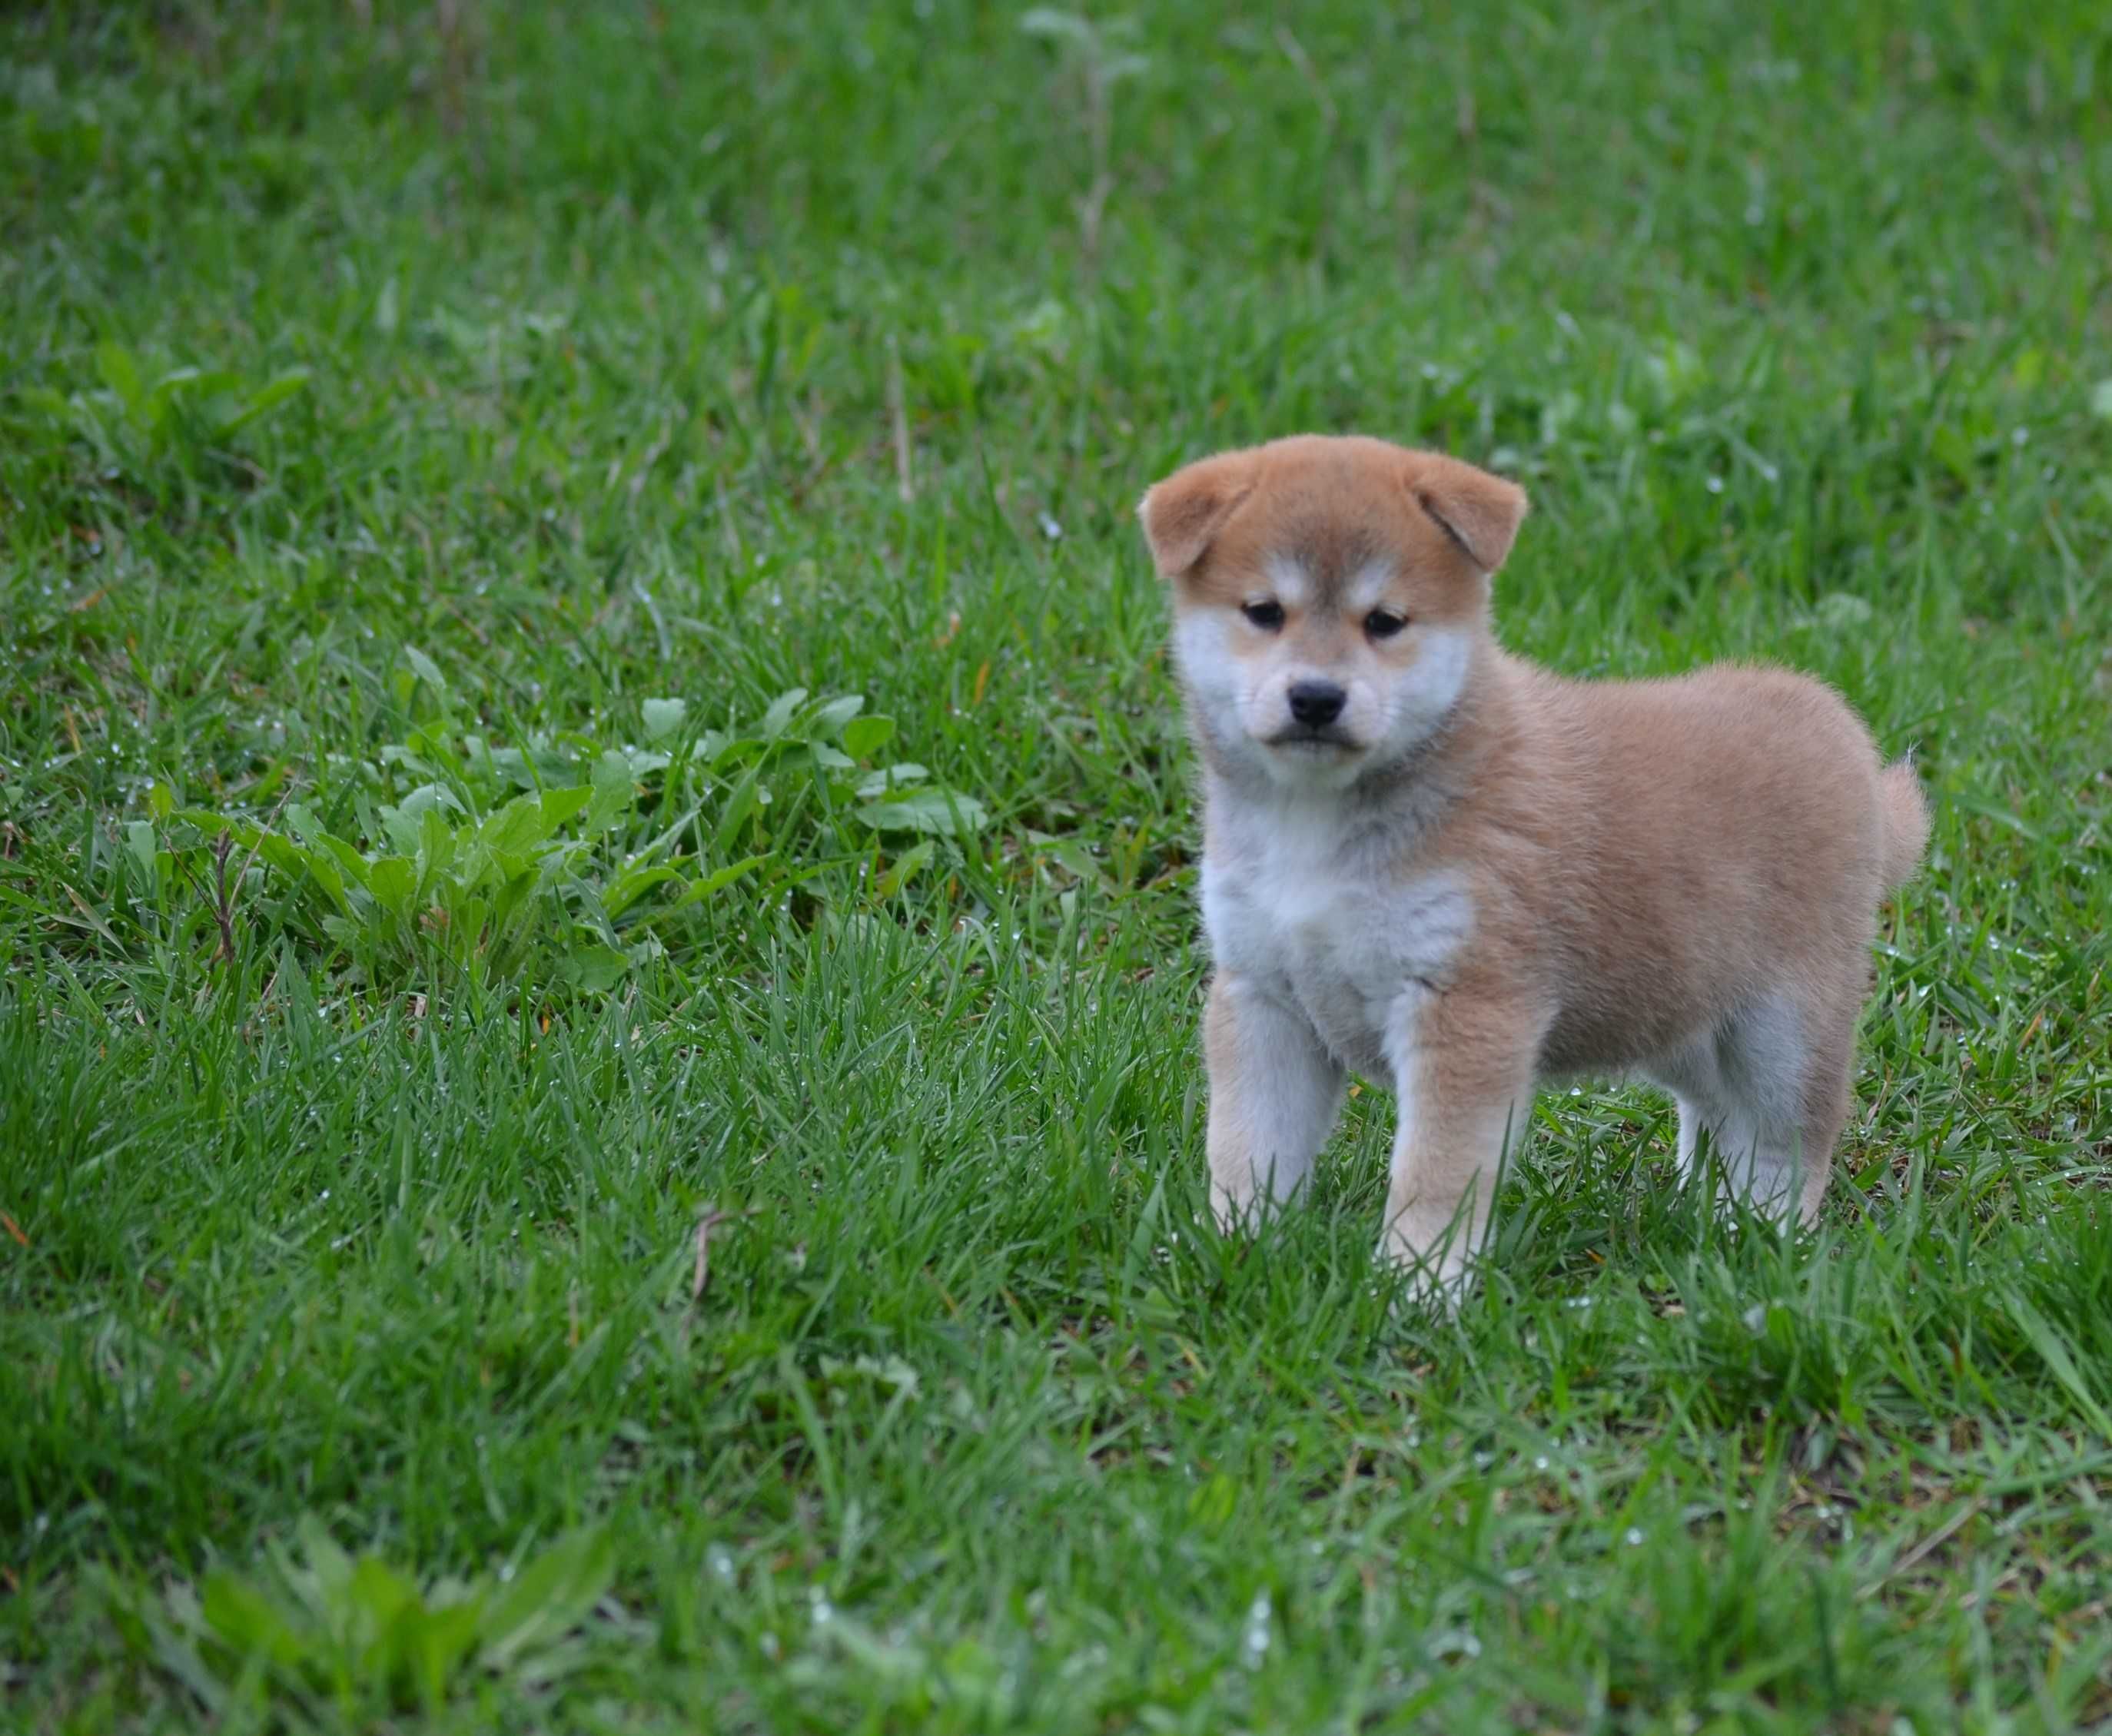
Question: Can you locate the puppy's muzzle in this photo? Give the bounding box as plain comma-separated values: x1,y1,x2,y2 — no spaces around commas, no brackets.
1269,677,1357,750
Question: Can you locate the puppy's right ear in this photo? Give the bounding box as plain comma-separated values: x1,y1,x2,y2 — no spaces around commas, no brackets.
1137,450,1256,579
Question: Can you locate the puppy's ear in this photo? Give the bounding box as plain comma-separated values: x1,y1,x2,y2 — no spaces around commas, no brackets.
1137,450,1257,578
1407,453,1529,575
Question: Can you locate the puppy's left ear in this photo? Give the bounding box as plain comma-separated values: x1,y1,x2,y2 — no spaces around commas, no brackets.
1137,450,1257,578
1408,453,1529,576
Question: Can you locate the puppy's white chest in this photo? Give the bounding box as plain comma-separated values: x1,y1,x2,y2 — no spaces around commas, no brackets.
1201,808,1473,1077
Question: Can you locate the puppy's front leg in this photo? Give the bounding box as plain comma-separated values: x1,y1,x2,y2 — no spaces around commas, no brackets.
1204,974,1343,1232
1380,981,1543,1293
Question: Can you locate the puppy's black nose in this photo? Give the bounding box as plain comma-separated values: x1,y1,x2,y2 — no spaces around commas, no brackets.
1287,680,1347,727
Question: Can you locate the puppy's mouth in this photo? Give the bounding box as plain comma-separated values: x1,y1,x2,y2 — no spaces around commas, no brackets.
1263,725,1360,753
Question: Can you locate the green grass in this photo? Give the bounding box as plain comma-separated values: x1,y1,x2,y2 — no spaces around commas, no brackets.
3,2,2110,1729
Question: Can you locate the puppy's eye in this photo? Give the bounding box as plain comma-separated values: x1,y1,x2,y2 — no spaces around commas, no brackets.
1240,599,1286,630
1363,609,1408,641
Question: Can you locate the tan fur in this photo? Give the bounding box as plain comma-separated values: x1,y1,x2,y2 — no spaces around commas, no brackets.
1140,434,1927,1292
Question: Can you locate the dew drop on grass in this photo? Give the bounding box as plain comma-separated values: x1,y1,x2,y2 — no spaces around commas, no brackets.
1241,1590,1272,1667
1625,1527,1644,1546
1430,1628,1481,1661
706,1543,736,1584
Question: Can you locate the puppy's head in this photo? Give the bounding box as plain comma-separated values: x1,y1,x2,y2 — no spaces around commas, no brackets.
1139,435,1526,789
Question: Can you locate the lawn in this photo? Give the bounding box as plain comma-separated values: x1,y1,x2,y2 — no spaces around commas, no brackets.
3,2,2110,1730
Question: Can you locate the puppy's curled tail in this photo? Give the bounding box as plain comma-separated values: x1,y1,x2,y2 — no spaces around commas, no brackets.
1877,758,1929,888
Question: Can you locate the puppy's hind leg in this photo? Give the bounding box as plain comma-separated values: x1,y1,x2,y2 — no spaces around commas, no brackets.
1791,1041,1855,1225
1651,1035,1726,1185
1204,974,1344,1233
1712,991,1856,1224
1782,971,1865,1225
1649,1037,1750,1202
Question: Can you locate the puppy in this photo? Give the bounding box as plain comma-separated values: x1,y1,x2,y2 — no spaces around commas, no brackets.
1138,435,1928,1290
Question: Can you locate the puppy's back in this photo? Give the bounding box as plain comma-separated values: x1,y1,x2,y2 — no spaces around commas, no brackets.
1534,661,1888,881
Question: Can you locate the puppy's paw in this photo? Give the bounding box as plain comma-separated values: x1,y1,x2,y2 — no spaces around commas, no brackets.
1210,1180,1298,1238
1377,1229,1476,1317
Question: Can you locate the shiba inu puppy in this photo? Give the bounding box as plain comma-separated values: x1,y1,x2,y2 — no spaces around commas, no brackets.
1138,434,1927,1291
